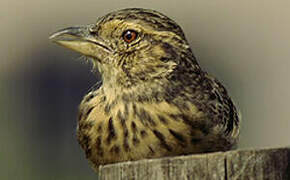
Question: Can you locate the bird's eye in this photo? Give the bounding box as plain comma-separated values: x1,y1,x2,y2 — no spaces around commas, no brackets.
122,30,138,43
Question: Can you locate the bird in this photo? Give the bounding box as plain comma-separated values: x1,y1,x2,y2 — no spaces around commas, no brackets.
49,8,240,171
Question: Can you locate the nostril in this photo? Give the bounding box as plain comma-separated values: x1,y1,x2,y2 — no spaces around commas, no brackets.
89,26,98,36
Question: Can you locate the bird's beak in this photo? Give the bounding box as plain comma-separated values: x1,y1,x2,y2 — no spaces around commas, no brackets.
49,26,112,60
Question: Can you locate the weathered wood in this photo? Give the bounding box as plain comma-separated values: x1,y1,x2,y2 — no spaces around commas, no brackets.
99,147,290,180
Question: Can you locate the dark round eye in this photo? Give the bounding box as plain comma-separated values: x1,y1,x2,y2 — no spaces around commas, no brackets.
122,30,138,43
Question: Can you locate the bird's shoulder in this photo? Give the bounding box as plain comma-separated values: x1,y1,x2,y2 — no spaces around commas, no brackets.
201,73,240,137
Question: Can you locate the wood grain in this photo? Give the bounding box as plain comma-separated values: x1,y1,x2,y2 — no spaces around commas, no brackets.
99,147,290,180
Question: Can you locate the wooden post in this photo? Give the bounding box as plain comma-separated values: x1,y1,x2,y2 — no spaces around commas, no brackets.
99,147,290,180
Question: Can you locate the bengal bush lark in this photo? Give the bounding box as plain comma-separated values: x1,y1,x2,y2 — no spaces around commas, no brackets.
50,8,240,171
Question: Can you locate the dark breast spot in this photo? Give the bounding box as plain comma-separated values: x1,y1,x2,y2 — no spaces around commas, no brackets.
85,106,95,119
79,121,94,131
157,115,168,124
132,103,137,116
85,93,96,103
148,146,155,155
122,93,130,102
138,108,156,127
168,129,186,143
95,136,102,149
110,145,120,154
99,95,107,103
132,135,140,146
140,130,148,138
123,139,130,152
97,123,103,133
79,134,91,153
131,121,137,132
106,117,116,145
85,147,92,159
124,104,129,118
168,113,181,121
123,128,129,138
117,110,126,127
95,136,104,156
152,130,172,152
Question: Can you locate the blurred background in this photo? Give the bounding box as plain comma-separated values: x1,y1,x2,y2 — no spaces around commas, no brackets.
1,0,290,179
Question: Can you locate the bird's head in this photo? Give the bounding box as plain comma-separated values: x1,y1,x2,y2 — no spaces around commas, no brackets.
50,8,199,88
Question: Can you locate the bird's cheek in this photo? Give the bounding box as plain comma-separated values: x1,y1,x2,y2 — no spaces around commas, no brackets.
116,43,129,52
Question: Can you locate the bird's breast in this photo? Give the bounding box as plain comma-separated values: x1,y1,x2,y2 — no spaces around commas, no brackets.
76,87,237,170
